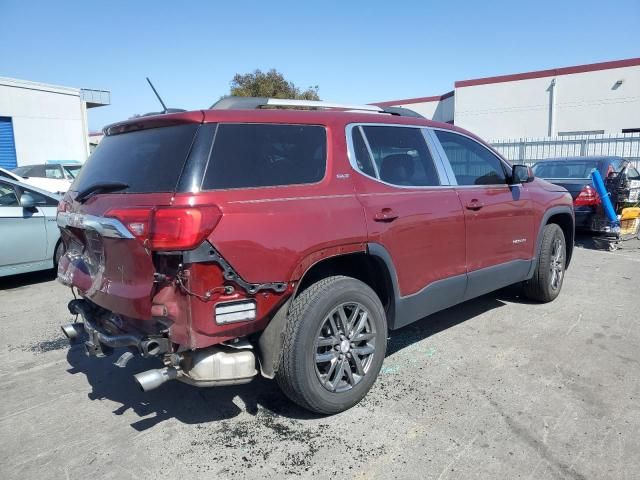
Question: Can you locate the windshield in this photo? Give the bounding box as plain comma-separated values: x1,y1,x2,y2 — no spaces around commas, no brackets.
532,160,599,179
63,165,82,178
71,124,199,194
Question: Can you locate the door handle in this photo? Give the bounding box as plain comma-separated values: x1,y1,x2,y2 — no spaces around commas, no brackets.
465,200,484,211
374,208,399,222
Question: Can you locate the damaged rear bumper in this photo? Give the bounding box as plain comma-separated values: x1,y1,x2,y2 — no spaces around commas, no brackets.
63,299,170,358
61,299,257,391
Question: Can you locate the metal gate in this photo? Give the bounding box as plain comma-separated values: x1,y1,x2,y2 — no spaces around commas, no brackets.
0,117,18,170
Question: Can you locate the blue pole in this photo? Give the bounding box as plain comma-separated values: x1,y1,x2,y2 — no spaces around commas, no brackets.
591,169,618,224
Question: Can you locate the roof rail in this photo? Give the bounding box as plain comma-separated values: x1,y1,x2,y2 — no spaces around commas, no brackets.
209,96,425,118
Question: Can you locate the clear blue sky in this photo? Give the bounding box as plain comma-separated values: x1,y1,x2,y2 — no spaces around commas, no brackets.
1,0,639,131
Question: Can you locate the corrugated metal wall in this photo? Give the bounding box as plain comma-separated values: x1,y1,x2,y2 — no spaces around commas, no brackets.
0,117,18,170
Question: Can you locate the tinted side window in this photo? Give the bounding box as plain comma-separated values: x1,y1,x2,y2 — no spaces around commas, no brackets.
360,126,440,186
350,127,376,178
435,131,506,186
0,183,19,206
202,124,326,190
26,165,45,177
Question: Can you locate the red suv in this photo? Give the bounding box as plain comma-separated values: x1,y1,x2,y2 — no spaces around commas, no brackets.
57,98,574,414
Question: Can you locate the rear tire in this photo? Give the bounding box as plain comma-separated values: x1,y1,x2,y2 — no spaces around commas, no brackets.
276,276,387,414
523,224,566,302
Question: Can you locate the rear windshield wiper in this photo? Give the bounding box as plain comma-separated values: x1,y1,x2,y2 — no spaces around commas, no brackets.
75,182,129,203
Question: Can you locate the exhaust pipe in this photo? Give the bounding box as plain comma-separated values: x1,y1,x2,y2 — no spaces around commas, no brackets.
61,323,83,341
133,367,179,392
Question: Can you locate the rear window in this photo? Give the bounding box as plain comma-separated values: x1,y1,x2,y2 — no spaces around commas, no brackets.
201,124,326,190
532,161,599,179
71,124,199,193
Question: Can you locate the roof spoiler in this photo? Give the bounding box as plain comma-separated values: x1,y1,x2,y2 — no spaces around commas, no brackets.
209,96,425,118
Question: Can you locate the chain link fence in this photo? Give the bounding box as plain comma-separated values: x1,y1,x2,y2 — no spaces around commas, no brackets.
490,133,640,168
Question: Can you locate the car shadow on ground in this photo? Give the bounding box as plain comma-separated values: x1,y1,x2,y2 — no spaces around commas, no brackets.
64,285,529,430
0,269,56,290
575,231,640,252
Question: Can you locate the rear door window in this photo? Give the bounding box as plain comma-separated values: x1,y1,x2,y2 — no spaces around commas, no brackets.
72,124,200,193
350,127,377,178
201,124,326,190
352,126,440,187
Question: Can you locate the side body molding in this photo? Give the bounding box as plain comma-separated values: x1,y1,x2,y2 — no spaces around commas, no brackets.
367,243,467,330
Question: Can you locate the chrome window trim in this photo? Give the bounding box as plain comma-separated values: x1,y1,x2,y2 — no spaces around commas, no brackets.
57,211,134,239
345,123,454,190
423,128,457,185
429,126,514,188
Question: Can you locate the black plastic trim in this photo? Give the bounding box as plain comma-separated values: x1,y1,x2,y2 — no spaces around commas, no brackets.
528,206,575,277
181,241,288,294
175,123,217,193
368,243,537,330
465,259,532,301
367,243,466,330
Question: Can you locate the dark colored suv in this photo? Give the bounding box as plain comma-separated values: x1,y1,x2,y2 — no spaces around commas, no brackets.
57,98,574,414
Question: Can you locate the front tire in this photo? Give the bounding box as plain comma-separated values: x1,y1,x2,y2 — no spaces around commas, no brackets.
523,224,566,302
276,276,387,414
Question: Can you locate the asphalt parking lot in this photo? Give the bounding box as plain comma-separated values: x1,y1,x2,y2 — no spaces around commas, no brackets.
1,237,639,480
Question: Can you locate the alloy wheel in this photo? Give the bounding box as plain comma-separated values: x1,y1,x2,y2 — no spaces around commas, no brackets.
314,302,376,393
549,237,564,290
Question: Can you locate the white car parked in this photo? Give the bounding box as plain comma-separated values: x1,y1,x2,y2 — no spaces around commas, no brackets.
0,177,63,277
10,163,81,194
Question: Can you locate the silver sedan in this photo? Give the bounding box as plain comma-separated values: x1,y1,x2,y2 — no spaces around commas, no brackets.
0,177,63,277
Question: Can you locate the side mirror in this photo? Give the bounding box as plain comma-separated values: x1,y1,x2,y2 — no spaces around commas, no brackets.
511,164,534,184
20,193,37,209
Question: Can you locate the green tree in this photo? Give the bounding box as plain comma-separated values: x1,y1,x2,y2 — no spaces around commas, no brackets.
229,69,319,100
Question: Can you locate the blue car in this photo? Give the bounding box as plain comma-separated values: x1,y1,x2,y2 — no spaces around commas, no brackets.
532,156,640,232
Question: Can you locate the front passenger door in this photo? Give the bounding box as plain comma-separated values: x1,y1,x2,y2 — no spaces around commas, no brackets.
0,182,47,271
432,130,535,300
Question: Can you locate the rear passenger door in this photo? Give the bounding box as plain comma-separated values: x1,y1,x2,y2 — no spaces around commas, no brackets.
431,130,535,299
347,124,466,326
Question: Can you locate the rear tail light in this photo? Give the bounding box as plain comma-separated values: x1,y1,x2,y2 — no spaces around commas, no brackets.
574,185,601,207
105,206,222,251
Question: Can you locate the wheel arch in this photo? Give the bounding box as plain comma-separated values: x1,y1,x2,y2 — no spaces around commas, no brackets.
530,206,575,275
257,248,397,378
294,250,395,320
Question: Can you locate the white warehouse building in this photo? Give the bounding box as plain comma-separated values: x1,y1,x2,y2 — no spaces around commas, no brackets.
374,58,640,141
0,77,109,170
